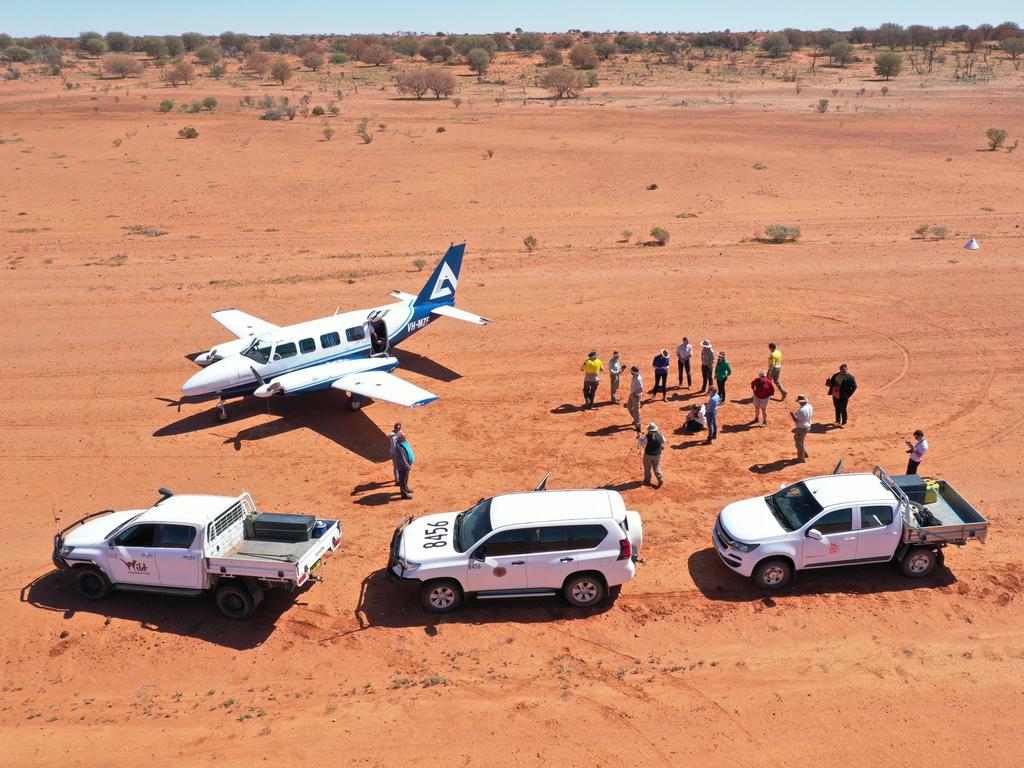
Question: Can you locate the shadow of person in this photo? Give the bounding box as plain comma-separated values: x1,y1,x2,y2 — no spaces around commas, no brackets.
550,403,588,414
722,422,758,434
354,492,407,506
749,458,801,473
585,423,635,437
670,438,706,450
809,422,841,434
601,480,642,492
352,480,394,495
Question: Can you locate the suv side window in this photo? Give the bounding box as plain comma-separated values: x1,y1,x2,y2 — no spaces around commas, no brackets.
157,524,197,549
568,524,608,549
860,505,894,530
479,529,531,557
812,508,853,536
114,523,158,547
534,526,570,552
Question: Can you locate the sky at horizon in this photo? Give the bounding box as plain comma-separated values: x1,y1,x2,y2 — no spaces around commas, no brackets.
4,0,1021,38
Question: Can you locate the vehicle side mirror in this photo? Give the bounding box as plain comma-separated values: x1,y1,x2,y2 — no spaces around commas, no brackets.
472,548,486,561
806,529,823,541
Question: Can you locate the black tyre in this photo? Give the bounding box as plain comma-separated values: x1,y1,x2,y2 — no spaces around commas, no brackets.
420,579,463,613
752,558,794,591
348,395,364,412
563,573,606,608
899,547,937,578
75,566,112,600
215,582,256,620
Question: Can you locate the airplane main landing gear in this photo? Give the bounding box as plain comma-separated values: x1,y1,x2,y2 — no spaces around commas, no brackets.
348,395,364,412
217,397,228,421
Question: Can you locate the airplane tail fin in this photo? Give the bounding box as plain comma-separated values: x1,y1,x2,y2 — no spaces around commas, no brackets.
415,243,465,306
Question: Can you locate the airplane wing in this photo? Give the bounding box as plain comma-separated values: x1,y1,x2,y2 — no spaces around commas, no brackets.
211,308,279,339
430,305,493,325
330,371,438,408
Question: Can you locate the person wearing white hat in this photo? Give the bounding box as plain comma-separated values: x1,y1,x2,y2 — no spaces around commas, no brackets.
639,422,665,487
626,366,644,432
699,339,716,393
790,394,813,462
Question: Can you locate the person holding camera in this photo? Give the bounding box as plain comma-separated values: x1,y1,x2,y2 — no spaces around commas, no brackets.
906,430,928,475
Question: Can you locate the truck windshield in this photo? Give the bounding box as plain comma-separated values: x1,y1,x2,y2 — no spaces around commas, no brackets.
455,498,492,552
768,482,823,531
241,338,272,365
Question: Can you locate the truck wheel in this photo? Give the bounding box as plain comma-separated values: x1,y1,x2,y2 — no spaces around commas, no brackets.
564,573,606,608
420,579,463,613
899,547,937,578
752,558,794,591
215,583,256,620
75,566,112,600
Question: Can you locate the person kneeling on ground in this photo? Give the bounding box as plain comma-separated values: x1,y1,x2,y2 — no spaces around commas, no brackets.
684,403,706,433
639,422,665,487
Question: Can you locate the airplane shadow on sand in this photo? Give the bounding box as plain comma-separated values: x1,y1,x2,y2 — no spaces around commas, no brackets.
351,568,615,632
153,391,390,463
22,569,308,650
687,547,956,602
394,349,461,382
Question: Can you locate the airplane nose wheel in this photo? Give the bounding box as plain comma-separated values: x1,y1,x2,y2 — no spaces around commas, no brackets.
217,397,228,421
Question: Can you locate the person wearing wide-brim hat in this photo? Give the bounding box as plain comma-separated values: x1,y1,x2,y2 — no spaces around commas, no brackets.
790,394,813,463
699,339,716,393
580,349,603,409
652,348,671,401
715,350,733,402
626,365,644,432
639,422,665,487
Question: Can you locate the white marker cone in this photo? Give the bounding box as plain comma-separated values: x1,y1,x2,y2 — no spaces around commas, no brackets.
964,238,980,250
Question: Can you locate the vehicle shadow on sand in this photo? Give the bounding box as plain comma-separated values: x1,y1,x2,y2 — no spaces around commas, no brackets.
153,392,389,463
687,547,956,602
353,569,615,630
22,569,306,650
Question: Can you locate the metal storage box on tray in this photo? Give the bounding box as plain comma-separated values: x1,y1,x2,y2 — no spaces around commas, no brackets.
247,513,316,542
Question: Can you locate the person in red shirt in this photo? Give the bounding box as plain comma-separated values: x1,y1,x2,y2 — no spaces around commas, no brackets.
750,370,776,426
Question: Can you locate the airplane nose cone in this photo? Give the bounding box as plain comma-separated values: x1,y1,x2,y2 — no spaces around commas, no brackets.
182,359,243,396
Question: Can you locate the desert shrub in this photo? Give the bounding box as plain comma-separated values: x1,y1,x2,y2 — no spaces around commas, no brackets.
357,117,373,143
760,33,791,59
178,126,199,139
360,44,393,66
262,34,290,53
295,38,319,57
245,51,272,77
323,126,335,141
413,258,427,270
187,99,203,113
569,43,598,69
394,37,420,58
163,59,195,87
815,98,829,113
104,31,133,52
467,47,490,75
141,36,169,60
615,33,646,52
880,85,889,96
102,53,142,78
551,34,575,50
540,47,563,66
763,224,800,243
423,67,456,99
328,102,340,115
0,34,12,50
585,70,599,87
396,68,430,98
650,227,670,245
163,36,185,58
203,96,218,110
514,32,545,52
311,105,325,115
931,226,948,239
453,35,498,57
303,52,325,71
593,39,616,60
259,93,276,108
181,32,207,52
4,66,22,79
3,45,33,63
270,56,292,84
523,234,537,251
986,128,1008,150
914,224,930,238
329,52,350,65
84,37,109,57
419,39,453,62
540,66,587,98
260,109,283,120
158,99,174,113
1003,38,1024,68
195,45,220,66
209,63,226,79
621,229,632,241
874,51,903,80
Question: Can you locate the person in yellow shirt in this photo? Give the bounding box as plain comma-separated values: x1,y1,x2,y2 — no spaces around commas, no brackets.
580,349,603,409
767,342,788,400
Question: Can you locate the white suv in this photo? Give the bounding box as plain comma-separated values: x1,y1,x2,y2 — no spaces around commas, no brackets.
388,487,643,613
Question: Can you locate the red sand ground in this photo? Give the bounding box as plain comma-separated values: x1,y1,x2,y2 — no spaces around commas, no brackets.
1,52,1023,766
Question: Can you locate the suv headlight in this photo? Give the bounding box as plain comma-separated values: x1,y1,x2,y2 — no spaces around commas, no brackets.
399,559,421,573
731,541,760,554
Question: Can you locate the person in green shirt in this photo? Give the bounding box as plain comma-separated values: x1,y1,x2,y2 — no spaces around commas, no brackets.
715,351,732,402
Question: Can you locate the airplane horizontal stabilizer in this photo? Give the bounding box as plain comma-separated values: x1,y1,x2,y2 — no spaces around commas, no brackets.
331,371,438,408
211,308,279,339
430,305,493,325
389,291,418,302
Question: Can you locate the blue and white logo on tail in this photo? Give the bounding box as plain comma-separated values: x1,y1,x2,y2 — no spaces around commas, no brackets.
182,242,491,416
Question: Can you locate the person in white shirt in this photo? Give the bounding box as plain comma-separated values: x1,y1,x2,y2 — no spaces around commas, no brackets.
676,337,693,389
608,351,623,403
906,430,928,474
684,403,706,433
790,394,813,462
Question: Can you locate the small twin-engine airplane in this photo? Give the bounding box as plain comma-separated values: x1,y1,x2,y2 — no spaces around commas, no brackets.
182,243,490,420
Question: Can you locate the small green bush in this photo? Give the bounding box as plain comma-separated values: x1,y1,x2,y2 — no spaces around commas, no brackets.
815,98,829,113
986,127,1008,151
158,99,174,113
763,224,800,243
312,105,325,116
650,226,670,245
914,224,930,238
202,96,218,110
930,226,948,240
523,234,538,252
178,126,199,139
260,109,283,121
413,258,427,271
621,229,632,242
323,126,335,141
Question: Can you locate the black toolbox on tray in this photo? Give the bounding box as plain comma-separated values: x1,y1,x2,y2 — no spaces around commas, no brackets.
246,513,316,542
891,475,937,505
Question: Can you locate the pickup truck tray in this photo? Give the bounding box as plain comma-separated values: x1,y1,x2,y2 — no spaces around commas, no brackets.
901,479,987,545
248,513,316,542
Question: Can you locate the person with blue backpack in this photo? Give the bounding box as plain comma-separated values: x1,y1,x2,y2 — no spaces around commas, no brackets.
390,425,415,500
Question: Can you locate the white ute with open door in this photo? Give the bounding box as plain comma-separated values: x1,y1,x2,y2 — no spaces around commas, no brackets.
388,478,643,613
712,466,987,590
52,489,342,619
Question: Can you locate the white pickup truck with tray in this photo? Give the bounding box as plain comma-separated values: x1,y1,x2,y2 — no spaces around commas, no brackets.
713,466,987,590
52,489,342,618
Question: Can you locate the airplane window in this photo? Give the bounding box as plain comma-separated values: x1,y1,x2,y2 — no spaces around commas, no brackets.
242,339,272,365
346,327,366,342
299,338,316,354
321,332,340,348
273,342,297,360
